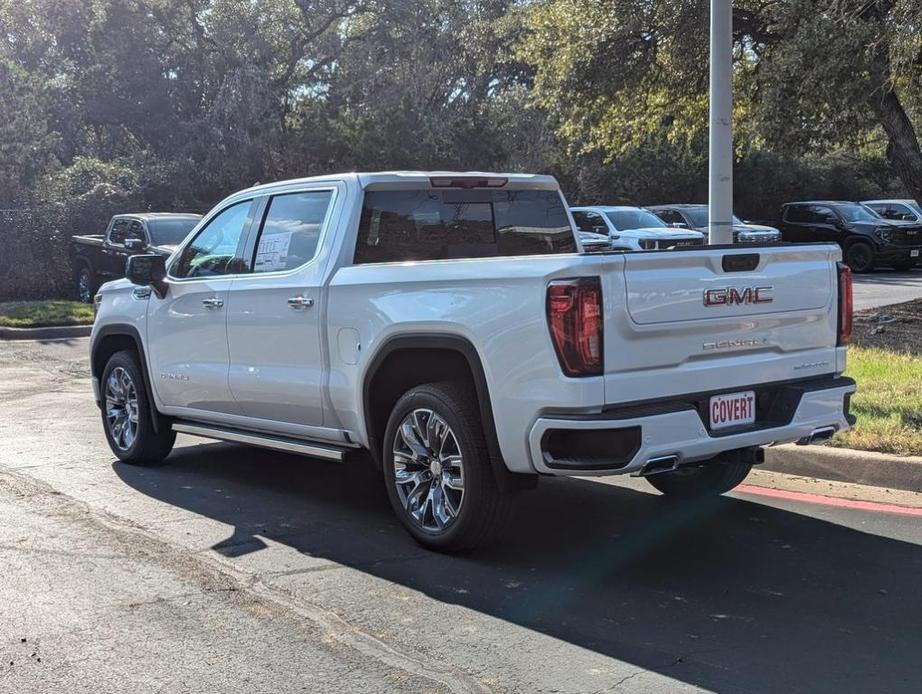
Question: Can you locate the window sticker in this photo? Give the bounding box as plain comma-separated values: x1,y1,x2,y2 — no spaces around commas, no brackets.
254,231,293,272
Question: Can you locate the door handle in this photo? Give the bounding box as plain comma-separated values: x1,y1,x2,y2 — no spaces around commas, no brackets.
201,297,224,309
287,296,314,309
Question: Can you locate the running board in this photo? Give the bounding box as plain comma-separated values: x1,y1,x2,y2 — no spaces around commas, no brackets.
172,422,346,462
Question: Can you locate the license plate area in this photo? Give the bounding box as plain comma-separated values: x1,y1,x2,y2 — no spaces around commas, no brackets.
709,391,756,430
911,250,919,258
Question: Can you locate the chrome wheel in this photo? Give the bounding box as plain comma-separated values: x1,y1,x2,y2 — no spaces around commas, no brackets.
77,269,92,303
392,408,465,533
105,366,139,451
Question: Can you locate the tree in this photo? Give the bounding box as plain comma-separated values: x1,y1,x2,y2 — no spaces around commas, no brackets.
520,0,922,200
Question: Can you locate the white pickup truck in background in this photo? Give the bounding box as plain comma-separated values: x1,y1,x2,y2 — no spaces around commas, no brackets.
90,172,856,550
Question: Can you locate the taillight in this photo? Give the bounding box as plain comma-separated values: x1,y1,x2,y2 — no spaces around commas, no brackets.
546,278,603,376
837,262,853,345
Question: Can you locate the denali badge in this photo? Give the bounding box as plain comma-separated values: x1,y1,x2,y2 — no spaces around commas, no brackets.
703,286,774,307
703,337,768,351
160,372,190,381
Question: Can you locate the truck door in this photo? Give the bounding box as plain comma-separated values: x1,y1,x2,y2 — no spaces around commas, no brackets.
225,186,338,429
146,199,258,414
101,219,131,278
806,205,844,246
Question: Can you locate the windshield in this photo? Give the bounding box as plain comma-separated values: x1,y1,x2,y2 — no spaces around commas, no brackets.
148,218,201,246
837,204,880,223
605,209,667,231
682,208,743,227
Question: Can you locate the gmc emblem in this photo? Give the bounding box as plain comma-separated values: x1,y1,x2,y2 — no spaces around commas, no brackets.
704,286,774,307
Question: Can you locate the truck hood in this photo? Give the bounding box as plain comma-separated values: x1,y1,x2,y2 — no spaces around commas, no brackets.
734,223,779,234
151,244,179,255
617,228,705,240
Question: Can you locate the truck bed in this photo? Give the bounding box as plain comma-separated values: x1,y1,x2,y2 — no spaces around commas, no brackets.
72,235,105,247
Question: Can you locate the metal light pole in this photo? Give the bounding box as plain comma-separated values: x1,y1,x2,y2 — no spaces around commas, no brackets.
708,0,734,245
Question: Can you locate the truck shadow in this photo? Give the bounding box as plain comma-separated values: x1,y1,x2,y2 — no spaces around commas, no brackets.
114,441,922,693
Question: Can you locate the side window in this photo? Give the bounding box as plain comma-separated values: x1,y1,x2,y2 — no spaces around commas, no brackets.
581,212,609,235
657,210,684,226
171,200,255,278
126,220,145,245
108,219,129,245
785,206,809,223
891,204,917,221
252,190,333,273
572,212,594,233
814,206,837,225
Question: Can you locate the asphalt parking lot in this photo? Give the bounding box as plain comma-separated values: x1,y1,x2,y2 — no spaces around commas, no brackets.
2,338,922,693
853,267,922,310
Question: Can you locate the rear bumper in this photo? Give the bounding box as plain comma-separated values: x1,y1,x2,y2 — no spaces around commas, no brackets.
527,377,856,476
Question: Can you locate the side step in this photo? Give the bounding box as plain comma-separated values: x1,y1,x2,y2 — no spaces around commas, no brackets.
172,422,347,462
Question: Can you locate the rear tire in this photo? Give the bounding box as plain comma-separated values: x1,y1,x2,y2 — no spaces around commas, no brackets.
382,381,511,552
845,243,875,273
101,350,175,465
645,460,752,499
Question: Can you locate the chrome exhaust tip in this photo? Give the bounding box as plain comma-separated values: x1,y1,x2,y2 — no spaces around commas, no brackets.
640,455,680,476
796,426,837,446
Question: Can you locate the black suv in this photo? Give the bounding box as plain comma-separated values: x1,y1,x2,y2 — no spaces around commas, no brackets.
779,201,922,272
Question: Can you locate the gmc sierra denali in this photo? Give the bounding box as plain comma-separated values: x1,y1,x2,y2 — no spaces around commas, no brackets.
90,172,856,550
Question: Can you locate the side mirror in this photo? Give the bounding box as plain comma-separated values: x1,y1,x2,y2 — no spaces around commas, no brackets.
124,237,145,251
126,254,168,298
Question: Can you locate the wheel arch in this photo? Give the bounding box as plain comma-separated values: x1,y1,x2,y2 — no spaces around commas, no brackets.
92,324,165,433
361,334,534,492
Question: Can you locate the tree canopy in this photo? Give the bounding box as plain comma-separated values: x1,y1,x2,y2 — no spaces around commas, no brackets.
0,0,919,218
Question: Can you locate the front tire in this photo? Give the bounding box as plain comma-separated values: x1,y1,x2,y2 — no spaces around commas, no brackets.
101,350,175,464
382,381,511,552
845,243,875,273
645,461,752,499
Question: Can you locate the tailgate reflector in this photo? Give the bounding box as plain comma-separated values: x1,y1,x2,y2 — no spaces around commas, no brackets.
837,262,853,345
547,278,603,377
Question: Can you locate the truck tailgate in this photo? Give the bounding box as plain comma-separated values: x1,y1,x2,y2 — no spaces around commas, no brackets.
603,244,842,405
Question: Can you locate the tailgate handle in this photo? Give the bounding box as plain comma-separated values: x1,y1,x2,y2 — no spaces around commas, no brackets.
722,253,760,272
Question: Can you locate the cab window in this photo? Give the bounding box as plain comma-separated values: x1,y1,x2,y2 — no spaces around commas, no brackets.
252,190,333,273
108,219,130,245
572,211,609,235
171,201,255,278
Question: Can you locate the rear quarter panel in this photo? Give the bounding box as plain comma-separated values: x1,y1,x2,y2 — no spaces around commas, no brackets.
326,254,610,473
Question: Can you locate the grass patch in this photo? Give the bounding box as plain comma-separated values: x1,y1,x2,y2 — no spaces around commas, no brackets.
831,346,922,456
0,300,96,328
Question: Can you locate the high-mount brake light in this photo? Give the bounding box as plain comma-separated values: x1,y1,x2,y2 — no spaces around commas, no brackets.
837,262,853,345
546,278,603,377
429,177,508,189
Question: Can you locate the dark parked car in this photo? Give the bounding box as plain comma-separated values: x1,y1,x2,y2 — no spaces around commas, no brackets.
779,201,922,273
72,213,201,302
646,204,781,244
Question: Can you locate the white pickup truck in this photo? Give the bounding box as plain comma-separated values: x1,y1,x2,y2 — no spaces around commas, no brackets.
91,172,856,550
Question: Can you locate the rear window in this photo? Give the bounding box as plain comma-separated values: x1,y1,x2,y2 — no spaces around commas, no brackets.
148,218,201,246
353,189,576,264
